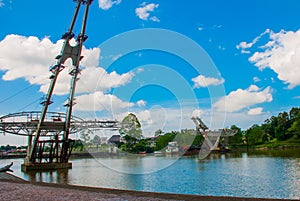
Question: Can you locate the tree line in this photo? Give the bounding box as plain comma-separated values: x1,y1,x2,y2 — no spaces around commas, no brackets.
117,113,204,153
74,107,300,153
229,107,300,147
118,107,300,150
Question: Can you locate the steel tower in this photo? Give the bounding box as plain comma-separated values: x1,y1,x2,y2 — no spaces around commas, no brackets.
0,0,123,171
23,0,93,170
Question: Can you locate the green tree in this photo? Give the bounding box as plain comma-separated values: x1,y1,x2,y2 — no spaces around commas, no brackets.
275,112,291,140
80,129,92,146
155,129,163,136
289,107,300,121
228,125,243,146
73,140,84,151
120,136,154,153
92,135,101,148
191,134,204,148
119,113,142,139
262,133,269,143
175,130,204,148
261,116,277,139
176,131,192,148
269,116,278,139
288,110,300,138
121,135,138,152
154,132,176,151
133,139,154,153
245,124,264,146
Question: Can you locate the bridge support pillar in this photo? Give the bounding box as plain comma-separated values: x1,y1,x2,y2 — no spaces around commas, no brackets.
22,137,74,172
21,162,72,172
24,134,33,164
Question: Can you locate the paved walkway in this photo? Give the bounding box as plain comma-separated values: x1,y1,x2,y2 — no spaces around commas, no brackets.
0,172,25,181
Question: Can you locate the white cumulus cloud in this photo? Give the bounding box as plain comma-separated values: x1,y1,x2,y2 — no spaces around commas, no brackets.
74,91,134,112
191,109,204,117
0,35,61,85
98,0,121,10
213,85,272,113
249,29,300,89
248,107,263,115
114,106,206,137
0,34,134,95
198,27,204,31
236,29,271,52
150,16,160,22
135,2,159,22
239,29,300,89
192,75,225,88
136,110,153,127
0,34,135,112
137,100,146,107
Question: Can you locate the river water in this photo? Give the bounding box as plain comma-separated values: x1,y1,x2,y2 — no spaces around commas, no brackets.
1,149,300,199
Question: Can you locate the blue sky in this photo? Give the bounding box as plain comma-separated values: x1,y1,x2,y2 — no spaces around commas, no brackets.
1,0,300,145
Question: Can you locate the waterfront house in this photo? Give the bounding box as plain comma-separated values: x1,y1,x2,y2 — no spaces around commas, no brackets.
107,135,121,145
166,141,179,154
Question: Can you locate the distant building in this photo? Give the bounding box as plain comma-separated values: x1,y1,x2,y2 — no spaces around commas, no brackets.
108,146,118,154
147,136,160,148
107,135,121,145
0,150,7,156
181,129,197,135
166,141,179,154
100,137,108,145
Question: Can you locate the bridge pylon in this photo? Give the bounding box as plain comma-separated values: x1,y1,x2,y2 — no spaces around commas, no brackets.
22,0,93,171
0,0,94,171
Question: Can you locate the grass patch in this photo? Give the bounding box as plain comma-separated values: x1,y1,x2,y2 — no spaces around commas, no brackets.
254,138,300,149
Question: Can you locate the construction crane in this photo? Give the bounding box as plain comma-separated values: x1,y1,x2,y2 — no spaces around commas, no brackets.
191,116,237,159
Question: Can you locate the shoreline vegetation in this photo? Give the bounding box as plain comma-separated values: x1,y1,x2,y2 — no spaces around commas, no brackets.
1,143,300,160
1,107,300,159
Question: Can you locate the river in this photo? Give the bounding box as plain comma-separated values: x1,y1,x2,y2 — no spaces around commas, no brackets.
1,149,300,199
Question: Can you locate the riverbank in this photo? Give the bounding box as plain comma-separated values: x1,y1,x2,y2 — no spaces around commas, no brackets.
1,140,300,160
0,172,298,201
230,138,300,151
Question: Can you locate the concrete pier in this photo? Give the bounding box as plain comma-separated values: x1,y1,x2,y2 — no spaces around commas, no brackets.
21,162,72,172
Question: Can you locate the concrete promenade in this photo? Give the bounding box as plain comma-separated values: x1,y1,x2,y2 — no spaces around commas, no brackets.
0,173,298,201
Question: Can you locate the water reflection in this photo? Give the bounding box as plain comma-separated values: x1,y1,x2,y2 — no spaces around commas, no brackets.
1,148,300,199
24,169,69,184
199,148,300,159
248,148,300,158
91,154,181,174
